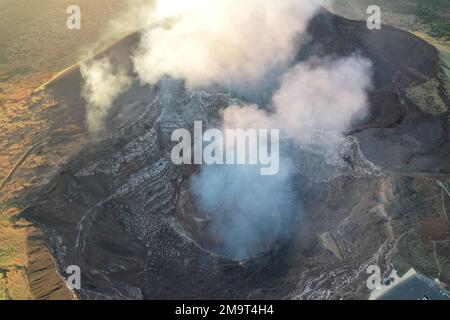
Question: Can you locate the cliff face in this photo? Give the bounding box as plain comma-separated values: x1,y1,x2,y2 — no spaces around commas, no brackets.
22,10,450,299
303,11,449,173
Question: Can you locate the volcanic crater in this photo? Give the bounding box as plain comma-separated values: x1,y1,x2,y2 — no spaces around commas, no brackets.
21,8,450,299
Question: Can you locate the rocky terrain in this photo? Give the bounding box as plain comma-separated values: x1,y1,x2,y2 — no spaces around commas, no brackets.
5,8,450,299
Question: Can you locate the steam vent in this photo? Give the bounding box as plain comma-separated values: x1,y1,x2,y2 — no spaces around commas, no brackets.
1,1,450,302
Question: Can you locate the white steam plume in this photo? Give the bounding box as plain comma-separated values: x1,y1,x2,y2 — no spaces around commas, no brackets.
80,58,131,133
79,1,158,133
81,0,321,133
222,56,373,136
133,0,320,88
193,56,372,258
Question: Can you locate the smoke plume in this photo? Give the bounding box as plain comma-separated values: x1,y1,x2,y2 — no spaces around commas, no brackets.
133,0,320,88
81,0,321,132
81,0,320,132
222,56,373,136
191,162,296,258
193,56,372,258
80,58,131,133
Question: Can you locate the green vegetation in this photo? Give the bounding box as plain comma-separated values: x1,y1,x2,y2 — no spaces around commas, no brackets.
439,48,450,96
333,0,450,44
406,79,447,115
416,1,450,42
0,66,33,83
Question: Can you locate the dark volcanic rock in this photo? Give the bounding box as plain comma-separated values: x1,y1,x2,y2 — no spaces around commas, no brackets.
25,79,295,299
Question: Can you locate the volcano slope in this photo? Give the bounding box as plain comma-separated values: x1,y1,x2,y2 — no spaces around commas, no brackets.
20,9,450,299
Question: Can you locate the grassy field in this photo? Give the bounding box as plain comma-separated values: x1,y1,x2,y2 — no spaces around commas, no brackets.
439,47,450,95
